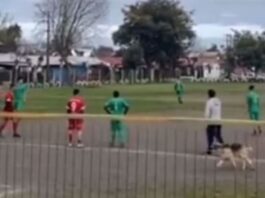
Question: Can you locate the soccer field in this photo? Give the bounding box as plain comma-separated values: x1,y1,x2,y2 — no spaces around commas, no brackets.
1,83,265,198
26,83,265,119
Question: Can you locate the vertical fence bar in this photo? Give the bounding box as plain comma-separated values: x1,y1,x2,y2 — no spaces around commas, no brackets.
255,128,259,198
163,125,168,198
203,127,208,198
154,125,158,198
125,122,130,198
233,130,238,198
193,131,198,198
20,119,27,198
88,122,95,198
97,124,103,198
53,120,60,198
106,121,112,198
183,129,188,198
4,127,9,198
79,142,85,198
213,130,217,198
70,132,76,198
12,124,18,198
173,125,178,198
29,118,34,198
37,120,43,198
244,131,248,198
62,121,69,198
45,123,52,198
144,125,149,198
116,127,122,198
134,126,140,198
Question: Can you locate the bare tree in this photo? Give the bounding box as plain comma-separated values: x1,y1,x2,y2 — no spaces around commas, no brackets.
36,0,107,61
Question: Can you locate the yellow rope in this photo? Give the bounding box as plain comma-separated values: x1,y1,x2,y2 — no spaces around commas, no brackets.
0,112,264,125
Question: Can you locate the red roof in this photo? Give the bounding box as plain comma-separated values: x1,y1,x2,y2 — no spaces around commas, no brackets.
99,56,123,68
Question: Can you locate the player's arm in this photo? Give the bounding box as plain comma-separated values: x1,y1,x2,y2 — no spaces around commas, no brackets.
80,101,86,113
246,95,251,111
204,100,211,119
174,84,178,94
123,100,130,115
104,101,111,114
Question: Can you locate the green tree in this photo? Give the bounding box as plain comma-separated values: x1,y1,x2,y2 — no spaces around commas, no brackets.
225,31,265,76
0,13,21,52
113,0,195,71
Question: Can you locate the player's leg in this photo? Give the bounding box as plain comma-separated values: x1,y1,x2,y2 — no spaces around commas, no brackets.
255,112,262,135
116,121,127,148
250,113,257,135
12,118,21,138
178,94,183,104
206,125,214,154
110,120,117,147
0,118,9,137
76,119,84,147
215,125,224,145
68,119,74,146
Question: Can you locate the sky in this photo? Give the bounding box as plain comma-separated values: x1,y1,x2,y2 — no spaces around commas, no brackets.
1,0,265,47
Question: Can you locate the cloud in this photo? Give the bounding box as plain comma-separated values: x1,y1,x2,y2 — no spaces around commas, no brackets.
19,22,265,46
220,13,237,18
193,23,264,38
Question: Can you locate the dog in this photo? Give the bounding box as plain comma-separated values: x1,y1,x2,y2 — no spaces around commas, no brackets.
216,143,254,170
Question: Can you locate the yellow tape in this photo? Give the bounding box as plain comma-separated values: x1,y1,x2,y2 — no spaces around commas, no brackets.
0,112,264,125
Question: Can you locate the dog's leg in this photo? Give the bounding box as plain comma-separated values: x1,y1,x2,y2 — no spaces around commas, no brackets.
246,158,255,169
230,157,237,169
216,159,224,168
242,160,246,170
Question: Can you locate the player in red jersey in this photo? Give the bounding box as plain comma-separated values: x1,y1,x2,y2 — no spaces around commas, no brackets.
0,84,20,137
66,89,86,147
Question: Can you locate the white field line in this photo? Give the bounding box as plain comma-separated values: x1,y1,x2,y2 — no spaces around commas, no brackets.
1,142,265,164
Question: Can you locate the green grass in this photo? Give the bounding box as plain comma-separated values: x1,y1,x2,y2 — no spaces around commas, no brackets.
23,83,265,119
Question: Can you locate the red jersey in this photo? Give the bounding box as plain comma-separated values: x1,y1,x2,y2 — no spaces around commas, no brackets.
3,91,14,111
67,96,86,114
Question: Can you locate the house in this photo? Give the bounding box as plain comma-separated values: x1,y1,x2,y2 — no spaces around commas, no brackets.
0,53,103,85
180,52,224,80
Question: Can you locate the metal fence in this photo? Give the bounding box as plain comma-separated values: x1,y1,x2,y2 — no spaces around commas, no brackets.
0,115,264,198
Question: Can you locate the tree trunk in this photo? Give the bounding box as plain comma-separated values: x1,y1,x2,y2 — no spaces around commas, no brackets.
149,68,155,83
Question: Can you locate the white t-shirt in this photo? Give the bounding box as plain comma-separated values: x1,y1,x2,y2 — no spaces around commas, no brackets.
205,97,222,120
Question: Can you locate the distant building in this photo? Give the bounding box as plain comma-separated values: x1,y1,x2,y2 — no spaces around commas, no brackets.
180,51,224,80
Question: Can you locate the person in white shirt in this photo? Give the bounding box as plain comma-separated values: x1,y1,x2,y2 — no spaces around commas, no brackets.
205,89,224,155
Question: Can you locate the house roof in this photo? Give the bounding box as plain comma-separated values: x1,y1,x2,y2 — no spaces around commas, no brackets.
99,56,123,68
0,53,102,67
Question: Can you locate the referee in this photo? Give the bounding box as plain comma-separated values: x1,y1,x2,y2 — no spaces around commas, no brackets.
205,89,224,155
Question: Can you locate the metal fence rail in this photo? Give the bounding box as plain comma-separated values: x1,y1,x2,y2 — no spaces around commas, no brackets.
0,116,264,198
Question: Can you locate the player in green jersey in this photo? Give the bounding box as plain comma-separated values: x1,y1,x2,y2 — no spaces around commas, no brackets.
247,85,262,135
174,78,184,104
104,91,130,148
14,77,29,111
13,77,29,137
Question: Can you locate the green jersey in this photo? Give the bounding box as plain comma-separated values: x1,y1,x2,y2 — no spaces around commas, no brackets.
174,81,184,95
247,91,260,113
14,84,28,110
105,98,129,115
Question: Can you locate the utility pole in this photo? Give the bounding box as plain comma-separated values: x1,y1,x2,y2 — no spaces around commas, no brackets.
45,11,50,84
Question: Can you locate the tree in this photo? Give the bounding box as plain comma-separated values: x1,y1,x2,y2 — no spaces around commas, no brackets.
225,31,265,76
0,13,21,52
113,0,195,71
207,44,219,52
36,0,107,61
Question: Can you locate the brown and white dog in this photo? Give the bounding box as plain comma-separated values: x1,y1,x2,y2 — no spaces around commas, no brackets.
216,143,254,170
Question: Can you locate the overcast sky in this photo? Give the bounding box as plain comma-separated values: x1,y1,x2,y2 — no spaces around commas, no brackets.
1,0,265,46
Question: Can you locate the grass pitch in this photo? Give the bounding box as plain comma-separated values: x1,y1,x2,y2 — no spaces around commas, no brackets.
24,83,265,119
